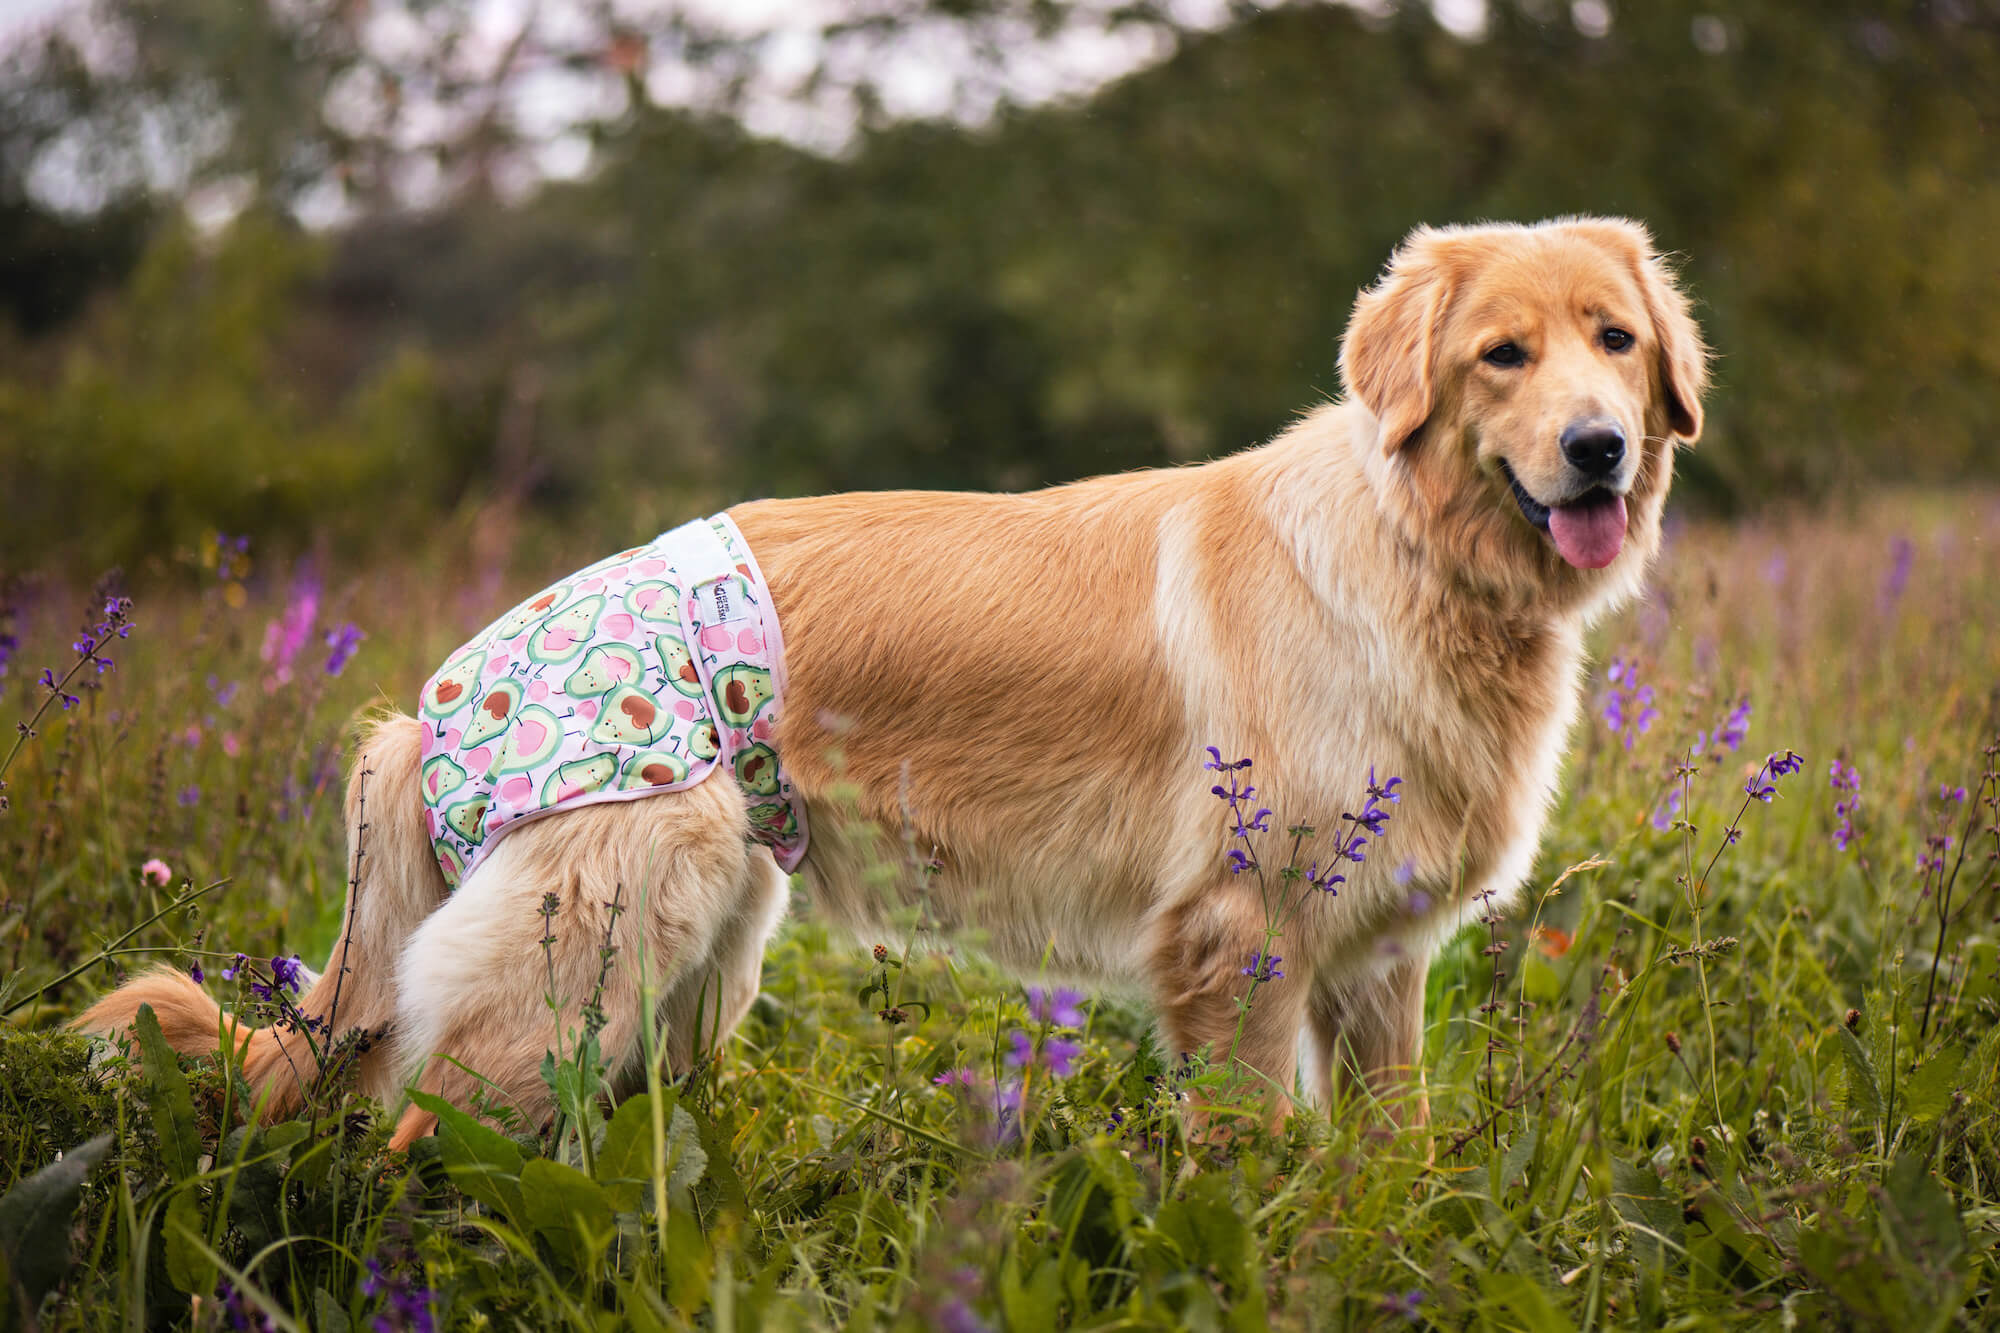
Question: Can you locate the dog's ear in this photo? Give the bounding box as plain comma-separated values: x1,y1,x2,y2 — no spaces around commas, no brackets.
1341,230,1454,457
1580,218,1710,443
1632,240,1708,443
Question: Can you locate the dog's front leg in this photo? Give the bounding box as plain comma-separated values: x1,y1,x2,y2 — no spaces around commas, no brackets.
1148,894,1308,1138
1304,951,1430,1129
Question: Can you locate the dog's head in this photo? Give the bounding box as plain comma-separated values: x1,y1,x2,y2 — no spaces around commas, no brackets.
1340,217,1708,611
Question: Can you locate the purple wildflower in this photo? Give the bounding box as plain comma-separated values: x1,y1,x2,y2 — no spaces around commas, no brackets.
1697,696,1752,756
1381,1289,1426,1323
245,953,307,1002
220,952,248,981
361,1256,436,1333
324,622,365,677
938,1303,992,1333
177,784,201,807
1601,656,1659,749
214,534,251,582
1830,760,1862,852
1879,536,1914,612
1027,986,1087,1028
1242,950,1283,982
1651,785,1685,833
1745,750,1805,803
216,1279,279,1332
1005,1029,1083,1077
189,961,205,984
1939,783,1968,804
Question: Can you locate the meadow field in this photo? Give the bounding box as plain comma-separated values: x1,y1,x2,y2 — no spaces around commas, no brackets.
2,490,1997,1330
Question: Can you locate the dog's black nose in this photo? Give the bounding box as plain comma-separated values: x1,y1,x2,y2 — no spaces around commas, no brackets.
1560,422,1626,478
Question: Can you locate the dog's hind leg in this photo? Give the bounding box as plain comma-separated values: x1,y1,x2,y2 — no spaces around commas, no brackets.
386,780,755,1150
654,848,788,1073
1304,952,1430,1129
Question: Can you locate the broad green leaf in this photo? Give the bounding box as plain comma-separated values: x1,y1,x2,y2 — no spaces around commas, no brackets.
519,1158,615,1275
597,1096,708,1213
1901,1046,1965,1123
1608,1157,1681,1272
312,1287,353,1333
594,1092,662,1211
163,1187,216,1296
0,1134,111,1320
406,1089,526,1222
134,1004,203,1181
1478,1271,1577,1333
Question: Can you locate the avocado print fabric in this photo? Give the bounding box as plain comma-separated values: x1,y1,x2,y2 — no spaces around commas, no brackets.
417,513,807,890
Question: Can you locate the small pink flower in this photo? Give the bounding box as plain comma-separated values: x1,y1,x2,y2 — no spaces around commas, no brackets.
221,732,242,758
140,858,173,887
181,724,202,747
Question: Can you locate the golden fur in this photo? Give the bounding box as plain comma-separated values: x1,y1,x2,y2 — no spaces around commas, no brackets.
78,216,1707,1143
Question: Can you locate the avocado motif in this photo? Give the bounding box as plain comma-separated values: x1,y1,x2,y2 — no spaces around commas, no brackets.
421,754,469,806
493,704,564,774
564,644,643,697
491,583,571,642
525,594,605,665
462,678,523,750
656,634,704,697
589,684,673,746
542,754,618,805
734,742,781,796
438,842,467,887
620,749,690,789
442,795,491,845
625,580,682,626
746,801,799,841
687,720,721,760
712,663,775,726
422,651,485,720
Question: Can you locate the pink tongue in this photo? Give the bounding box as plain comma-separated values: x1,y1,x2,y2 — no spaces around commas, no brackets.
1547,493,1628,569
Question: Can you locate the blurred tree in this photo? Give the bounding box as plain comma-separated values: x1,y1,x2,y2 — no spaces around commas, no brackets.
0,0,1996,573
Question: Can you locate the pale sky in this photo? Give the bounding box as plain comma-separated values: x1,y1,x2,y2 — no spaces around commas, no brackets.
0,0,1520,222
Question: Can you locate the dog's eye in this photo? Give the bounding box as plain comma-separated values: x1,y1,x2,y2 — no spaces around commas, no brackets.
1482,342,1526,367
1602,327,1634,352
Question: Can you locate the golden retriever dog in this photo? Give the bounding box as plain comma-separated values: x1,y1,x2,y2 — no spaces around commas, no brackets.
80,216,1706,1145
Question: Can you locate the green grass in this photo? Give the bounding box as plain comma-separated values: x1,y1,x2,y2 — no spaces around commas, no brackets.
2,493,1998,1330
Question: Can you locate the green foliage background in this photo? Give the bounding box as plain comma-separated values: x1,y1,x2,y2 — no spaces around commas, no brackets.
2,0,1998,575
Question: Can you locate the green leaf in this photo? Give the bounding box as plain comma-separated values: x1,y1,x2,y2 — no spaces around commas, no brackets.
406,1089,526,1222
312,1287,353,1333
134,1004,203,1181
1608,1156,1682,1272
595,1092,662,1212
0,1134,111,1321
519,1158,616,1275
1478,1271,1577,1333
1901,1046,1965,1124
1836,1026,1883,1124
163,1187,216,1296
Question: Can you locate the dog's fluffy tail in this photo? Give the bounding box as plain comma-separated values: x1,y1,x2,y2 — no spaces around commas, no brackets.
73,711,444,1118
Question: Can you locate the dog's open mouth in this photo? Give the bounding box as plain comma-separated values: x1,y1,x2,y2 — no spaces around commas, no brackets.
1499,460,1628,570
